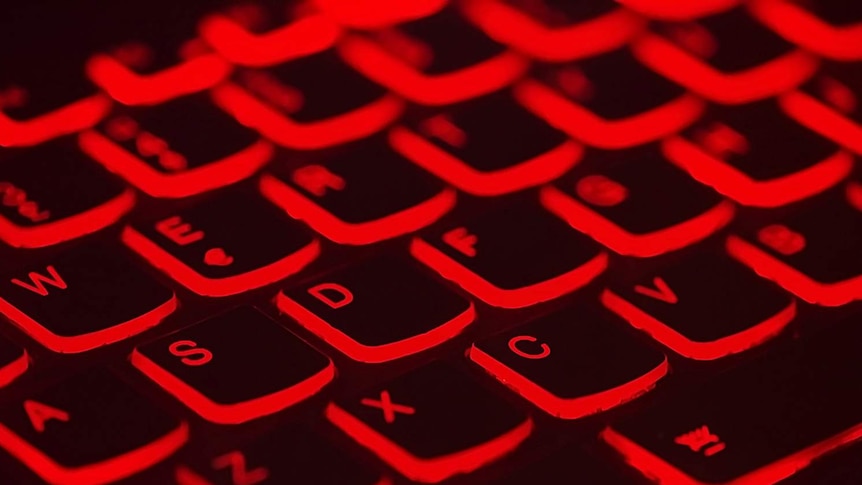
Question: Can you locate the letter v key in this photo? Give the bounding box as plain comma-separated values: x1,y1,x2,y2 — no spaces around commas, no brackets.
634,277,678,304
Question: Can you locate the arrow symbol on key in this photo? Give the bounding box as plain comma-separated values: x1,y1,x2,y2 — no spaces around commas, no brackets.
634,277,678,304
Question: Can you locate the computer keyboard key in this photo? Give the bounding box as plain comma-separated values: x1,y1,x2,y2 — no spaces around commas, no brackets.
277,256,475,363
80,95,272,198
199,0,340,67
462,0,645,62
122,192,320,297
261,138,455,245
602,254,795,360
0,336,27,389
632,8,819,104
751,0,862,61
516,49,705,149
470,306,668,420
727,193,862,306
541,146,734,257
616,0,739,20
175,425,388,485
603,318,862,485
213,50,404,150
664,101,852,207
781,63,862,155
391,93,582,196
0,367,188,485
0,139,135,248
0,244,176,354
132,306,334,424
326,361,532,483
312,0,447,29
411,201,607,308
339,9,529,105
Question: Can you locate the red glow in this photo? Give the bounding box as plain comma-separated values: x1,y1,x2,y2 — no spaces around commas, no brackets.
389,126,582,197
848,182,862,212
663,136,853,207
211,82,404,150
515,79,704,149
0,351,27,389
601,289,795,360
409,237,607,309
200,13,340,67
462,0,645,62
130,350,335,425
469,345,668,419
631,32,819,105
750,0,862,61
312,0,447,29
79,130,273,198
0,189,134,248
326,402,532,483
540,186,735,257
0,94,111,148
259,174,456,245
338,35,529,106
616,0,740,20
121,226,320,297
276,292,475,363
780,90,862,155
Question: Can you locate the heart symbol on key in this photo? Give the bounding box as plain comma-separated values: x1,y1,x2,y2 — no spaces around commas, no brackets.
204,248,234,266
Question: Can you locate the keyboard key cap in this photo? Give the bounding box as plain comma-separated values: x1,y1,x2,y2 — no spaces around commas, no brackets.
132,306,334,424
338,9,529,105
391,93,582,196
80,95,273,198
326,361,532,483
616,0,739,20
470,306,668,420
632,8,819,104
602,254,795,360
212,50,404,150
0,244,176,353
0,139,134,248
199,1,340,67
516,49,705,149
727,192,862,306
751,0,862,61
496,443,648,484
175,425,388,485
411,201,607,308
462,0,645,62
277,256,475,363
122,192,319,297
603,318,862,485
0,336,27,389
312,0,447,29
541,146,734,257
260,138,455,244
664,101,852,207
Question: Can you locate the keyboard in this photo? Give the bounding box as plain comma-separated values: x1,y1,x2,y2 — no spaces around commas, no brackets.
1,0,862,483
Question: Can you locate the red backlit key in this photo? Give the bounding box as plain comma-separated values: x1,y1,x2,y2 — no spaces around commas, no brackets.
312,0,447,29
132,306,334,425
0,336,27,389
541,146,734,257
664,101,852,207
326,361,532,483
0,139,134,248
727,192,862,307
497,443,649,485
617,0,739,20
0,367,187,485
213,50,404,150
410,201,607,308
778,444,862,485
199,0,340,67
80,95,272,198
781,64,862,155
261,138,455,245
122,192,320,297
751,0,862,61
470,305,668,420
603,318,862,485
462,0,645,62
277,256,475,363
338,9,529,105
391,92,582,196
516,49,705,149
632,8,819,105
602,254,795,361
175,425,389,485
0,244,176,354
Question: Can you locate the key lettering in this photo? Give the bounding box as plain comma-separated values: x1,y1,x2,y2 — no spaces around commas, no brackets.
23,400,70,433
758,224,806,256
420,114,467,148
11,265,67,296
508,336,551,360
308,283,354,309
211,451,270,485
443,227,477,257
576,175,628,207
169,340,213,366
204,248,234,267
634,277,679,304
693,122,749,159
0,182,50,223
361,390,416,424
819,76,856,114
156,216,205,246
675,425,726,457
291,165,346,197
